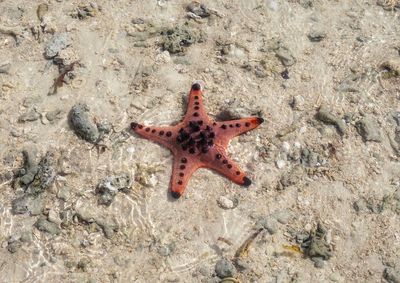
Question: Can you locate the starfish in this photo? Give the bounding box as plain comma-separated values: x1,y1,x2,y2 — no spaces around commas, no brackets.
130,81,264,199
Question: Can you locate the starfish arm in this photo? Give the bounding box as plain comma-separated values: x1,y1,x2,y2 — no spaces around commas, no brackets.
130,122,177,152
205,147,252,187
169,153,201,198
214,117,264,147
183,80,211,124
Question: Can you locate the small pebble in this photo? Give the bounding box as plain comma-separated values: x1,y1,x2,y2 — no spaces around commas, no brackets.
215,258,237,278
308,29,326,42
312,257,325,268
34,217,61,235
281,142,290,153
356,116,382,142
276,159,286,169
274,210,293,224
257,217,278,234
217,196,236,209
44,33,69,59
0,63,11,74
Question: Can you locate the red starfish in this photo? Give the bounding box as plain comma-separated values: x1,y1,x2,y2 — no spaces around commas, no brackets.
131,81,263,199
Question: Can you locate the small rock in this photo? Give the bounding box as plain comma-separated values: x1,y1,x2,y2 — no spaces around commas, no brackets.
312,257,325,268
329,272,344,282
96,174,132,206
7,239,21,253
299,0,313,8
281,142,290,153
46,109,63,122
308,29,326,42
34,217,61,235
71,3,100,19
11,195,43,215
20,231,32,243
356,116,382,142
77,258,91,272
290,95,306,110
275,47,296,67
215,258,237,278
48,209,62,225
18,109,40,122
44,33,69,59
0,63,11,74
186,2,210,18
276,159,286,169
257,217,278,234
25,151,56,197
57,186,70,201
36,3,49,21
381,59,400,78
274,209,293,224
301,223,332,262
217,196,237,210
69,103,100,143
161,25,206,54
316,106,346,135
158,243,176,257
384,267,400,283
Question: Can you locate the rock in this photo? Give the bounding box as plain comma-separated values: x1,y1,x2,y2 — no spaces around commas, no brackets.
353,198,368,212
329,272,344,282
71,3,100,19
299,0,313,8
290,95,305,110
44,33,69,59
57,186,70,201
384,267,400,283
69,103,100,143
96,174,132,206
312,257,325,268
0,62,11,73
308,29,326,42
11,195,43,215
34,216,61,235
217,196,237,209
75,205,118,238
161,25,206,54
48,209,62,225
281,142,290,153
45,109,63,122
301,223,332,261
316,106,346,135
19,147,39,186
257,217,278,234
274,209,293,224
36,3,49,21
278,166,303,189
7,239,21,253
18,108,40,122
25,151,56,197
215,258,237,278
20,231,32,243
186,2,210,18
300,148,324,167
381,59,400,78
356,116,382,142
275,46,296,67
158,242,176,257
